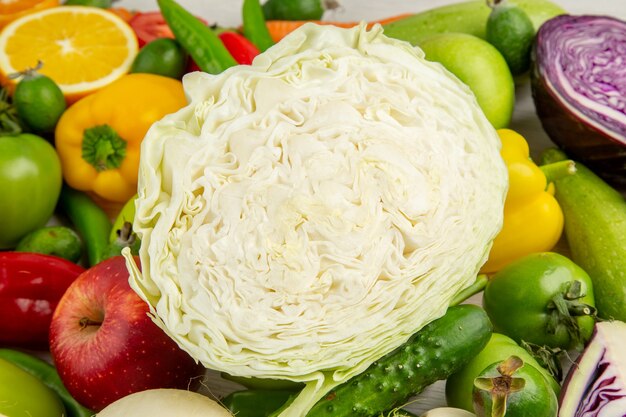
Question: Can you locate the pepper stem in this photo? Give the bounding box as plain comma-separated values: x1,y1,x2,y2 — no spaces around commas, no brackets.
474,356,526,417
546,280,597,350
540,147,568,165
82,124,127,172
540,160,576,184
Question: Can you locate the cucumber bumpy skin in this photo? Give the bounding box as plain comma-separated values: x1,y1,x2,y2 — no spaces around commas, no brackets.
307,305,493,417
382,0,565,46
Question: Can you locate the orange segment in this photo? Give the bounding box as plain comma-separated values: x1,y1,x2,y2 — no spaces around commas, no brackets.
0,6,138,103
0,0,59,29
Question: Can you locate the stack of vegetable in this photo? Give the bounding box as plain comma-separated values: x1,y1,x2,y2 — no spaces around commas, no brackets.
1,0,626,417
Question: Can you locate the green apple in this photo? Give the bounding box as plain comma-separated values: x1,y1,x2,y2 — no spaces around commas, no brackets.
0,358,65,417
418,33,515,129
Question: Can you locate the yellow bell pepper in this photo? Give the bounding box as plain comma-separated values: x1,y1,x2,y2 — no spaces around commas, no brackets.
481,129,565,273
55,73,187,207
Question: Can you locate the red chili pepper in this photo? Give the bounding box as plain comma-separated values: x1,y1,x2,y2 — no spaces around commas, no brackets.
218,31,260,65
0,252,85,349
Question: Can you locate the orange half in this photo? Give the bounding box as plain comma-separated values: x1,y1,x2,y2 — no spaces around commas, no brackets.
0,6,138,103
0,0,59,29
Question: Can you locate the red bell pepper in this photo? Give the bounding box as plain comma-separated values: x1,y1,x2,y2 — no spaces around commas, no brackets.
0,252,85,349
218,31,260,65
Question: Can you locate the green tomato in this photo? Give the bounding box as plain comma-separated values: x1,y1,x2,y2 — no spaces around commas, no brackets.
0,134,62,249
472,356,557,417
418,33,515,129
445,333,559,413
13,73,66,134
0,358,65,417
483,252,596,350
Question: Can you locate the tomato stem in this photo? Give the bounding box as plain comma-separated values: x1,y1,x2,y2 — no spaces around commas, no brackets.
81,124,127,172
0,88,23,135
474,356,526,417
520,340,564,381
7,60,44,81
546,280,597,351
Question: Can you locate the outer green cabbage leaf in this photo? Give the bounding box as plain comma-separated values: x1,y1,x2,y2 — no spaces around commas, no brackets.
124,22,507,417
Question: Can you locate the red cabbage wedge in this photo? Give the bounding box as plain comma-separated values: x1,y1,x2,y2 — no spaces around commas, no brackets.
531,15,626,188
559,320,626,416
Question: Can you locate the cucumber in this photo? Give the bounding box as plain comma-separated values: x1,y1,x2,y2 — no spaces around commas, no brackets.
382,0,565,46
307,305,493,417
542,149,626,322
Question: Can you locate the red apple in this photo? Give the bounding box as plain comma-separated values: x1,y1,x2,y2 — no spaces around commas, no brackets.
49,256,205,411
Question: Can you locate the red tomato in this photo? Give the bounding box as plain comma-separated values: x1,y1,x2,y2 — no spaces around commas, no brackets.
129,11,211,48
129,11,174,47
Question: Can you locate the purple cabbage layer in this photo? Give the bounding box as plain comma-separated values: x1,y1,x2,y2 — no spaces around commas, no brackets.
535,14,626,142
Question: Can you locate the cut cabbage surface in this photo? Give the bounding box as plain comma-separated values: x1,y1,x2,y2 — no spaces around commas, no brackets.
125,23,508,417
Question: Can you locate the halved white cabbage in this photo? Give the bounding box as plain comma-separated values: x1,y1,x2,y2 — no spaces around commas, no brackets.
124,23,507,417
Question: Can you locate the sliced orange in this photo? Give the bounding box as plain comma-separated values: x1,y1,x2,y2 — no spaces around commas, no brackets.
0,6,138,103
0,0,59,29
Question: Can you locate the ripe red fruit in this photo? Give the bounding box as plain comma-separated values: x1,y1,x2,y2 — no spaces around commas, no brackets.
49,256,205,411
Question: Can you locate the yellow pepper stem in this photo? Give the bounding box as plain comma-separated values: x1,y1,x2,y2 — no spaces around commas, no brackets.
540,159,576,185
81,124,127,172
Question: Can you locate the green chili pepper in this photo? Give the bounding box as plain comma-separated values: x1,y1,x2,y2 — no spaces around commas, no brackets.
157,0,237,74
58,185,112,267
242,0,275,52
0,349,93,417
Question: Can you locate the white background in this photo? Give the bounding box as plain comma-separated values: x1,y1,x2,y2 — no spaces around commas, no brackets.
118,0,622,28
113,0,626,414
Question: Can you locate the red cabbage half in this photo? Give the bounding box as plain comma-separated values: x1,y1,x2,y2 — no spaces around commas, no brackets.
531,15,626,188
558,321,626,416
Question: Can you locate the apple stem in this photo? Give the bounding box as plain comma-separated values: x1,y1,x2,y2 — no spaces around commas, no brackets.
79,317,102,329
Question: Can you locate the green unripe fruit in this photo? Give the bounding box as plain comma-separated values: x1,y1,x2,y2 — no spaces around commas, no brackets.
419,33,515,129
13,72,66,134
487,3,535,75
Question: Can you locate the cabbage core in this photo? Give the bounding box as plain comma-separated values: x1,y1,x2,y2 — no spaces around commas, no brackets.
125,23,507,416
